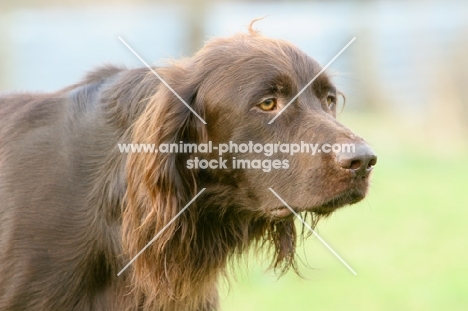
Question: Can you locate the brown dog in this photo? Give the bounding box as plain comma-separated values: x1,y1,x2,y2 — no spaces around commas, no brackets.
0,27,376,310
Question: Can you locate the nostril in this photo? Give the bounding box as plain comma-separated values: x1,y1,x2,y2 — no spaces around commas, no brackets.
349,160,362,170
367,156,377,169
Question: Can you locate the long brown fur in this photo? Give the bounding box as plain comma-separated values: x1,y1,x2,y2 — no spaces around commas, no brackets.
0,25,375,311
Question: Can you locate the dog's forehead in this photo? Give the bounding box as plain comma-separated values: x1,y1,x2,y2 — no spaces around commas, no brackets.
203,33,315,65
245,36,326,83
198,33,332,93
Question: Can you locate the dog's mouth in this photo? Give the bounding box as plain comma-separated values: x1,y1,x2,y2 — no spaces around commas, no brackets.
270,188,365,218
312,188,365,216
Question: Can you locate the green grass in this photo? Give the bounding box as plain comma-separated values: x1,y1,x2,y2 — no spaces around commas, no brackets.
220,114,468,311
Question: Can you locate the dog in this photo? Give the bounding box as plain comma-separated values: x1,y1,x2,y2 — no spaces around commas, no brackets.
0,25,376,310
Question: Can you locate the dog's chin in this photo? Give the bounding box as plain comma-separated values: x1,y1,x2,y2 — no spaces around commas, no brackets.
269,188,366,218
311,188,365,216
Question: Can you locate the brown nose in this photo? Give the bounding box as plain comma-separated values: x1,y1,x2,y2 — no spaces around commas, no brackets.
336,143,377,177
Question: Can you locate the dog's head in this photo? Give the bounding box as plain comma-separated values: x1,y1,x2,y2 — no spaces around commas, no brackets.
190,30,377,218
123,27,376,308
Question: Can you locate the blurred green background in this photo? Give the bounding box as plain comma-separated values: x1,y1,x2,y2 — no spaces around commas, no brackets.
1,0,467,310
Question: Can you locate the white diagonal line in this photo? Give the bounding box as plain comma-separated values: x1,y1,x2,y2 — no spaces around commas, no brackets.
117,188,206,276
268,188,357,275
118,36,207,125
268,37,356,124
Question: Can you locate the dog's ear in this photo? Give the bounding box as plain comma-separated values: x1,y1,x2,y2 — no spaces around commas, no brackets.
122,66,207,304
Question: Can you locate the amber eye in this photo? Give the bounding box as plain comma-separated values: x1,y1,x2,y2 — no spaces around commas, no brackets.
326,95,336,108
258,98,277,111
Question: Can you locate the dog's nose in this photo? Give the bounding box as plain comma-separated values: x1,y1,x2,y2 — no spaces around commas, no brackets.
336,143,377,177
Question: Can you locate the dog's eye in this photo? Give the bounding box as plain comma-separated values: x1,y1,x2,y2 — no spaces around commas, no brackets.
326,95,336,108
258,98,277,111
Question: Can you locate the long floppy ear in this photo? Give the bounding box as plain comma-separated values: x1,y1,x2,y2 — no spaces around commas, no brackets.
122,65,207,307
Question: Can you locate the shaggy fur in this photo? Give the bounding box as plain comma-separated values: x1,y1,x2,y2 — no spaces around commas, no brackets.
0,27,376,310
